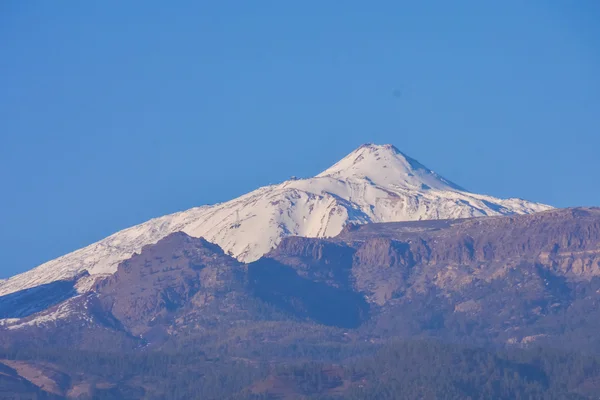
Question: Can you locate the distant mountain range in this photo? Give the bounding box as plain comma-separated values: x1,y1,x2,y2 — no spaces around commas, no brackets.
0,144,550,298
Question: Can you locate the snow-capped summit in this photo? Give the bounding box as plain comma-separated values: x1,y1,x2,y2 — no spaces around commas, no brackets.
317,143,464,191
0,144,552,297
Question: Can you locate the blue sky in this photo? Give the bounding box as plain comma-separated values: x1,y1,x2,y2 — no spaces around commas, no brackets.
1,1,599,277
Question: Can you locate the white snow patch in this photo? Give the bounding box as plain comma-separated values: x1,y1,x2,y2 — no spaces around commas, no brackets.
0,318,20,326
4,296,92,330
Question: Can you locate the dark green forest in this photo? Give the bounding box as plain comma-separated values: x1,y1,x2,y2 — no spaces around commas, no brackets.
2,340,600,399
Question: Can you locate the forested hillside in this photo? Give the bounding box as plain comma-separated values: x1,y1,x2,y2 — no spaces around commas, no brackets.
2,340,600,399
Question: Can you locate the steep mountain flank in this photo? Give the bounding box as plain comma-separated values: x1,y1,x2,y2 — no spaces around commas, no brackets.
0,144,550,297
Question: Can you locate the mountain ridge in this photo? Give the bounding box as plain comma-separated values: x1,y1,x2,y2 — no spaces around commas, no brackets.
0,144,552,297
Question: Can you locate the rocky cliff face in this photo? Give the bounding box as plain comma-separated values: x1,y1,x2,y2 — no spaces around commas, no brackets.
336,207,600,296
96,232,247,336
263,208,600,349
267,209,600,305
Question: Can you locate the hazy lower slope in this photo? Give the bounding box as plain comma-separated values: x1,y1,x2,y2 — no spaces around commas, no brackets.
0,144,551,296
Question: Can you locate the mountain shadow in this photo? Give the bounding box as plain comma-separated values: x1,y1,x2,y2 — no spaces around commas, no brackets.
0,278,81,319
248,258,369,328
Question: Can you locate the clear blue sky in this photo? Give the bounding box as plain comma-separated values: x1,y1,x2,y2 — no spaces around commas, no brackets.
1,1,599,278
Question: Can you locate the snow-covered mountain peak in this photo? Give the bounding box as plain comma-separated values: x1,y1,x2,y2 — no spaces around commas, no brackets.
0,144,553,298
317,143,464,192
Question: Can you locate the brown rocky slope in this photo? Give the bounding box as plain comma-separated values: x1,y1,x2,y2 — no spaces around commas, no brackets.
2,208,600,354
